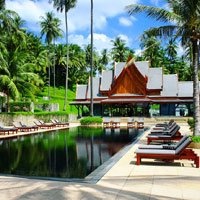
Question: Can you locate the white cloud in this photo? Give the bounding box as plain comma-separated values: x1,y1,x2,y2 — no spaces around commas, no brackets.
69,33,113,54
6,0,140,33
119,17,133,26
135,49,143,56
69,33,132,54
118,34,132,46
150,0,160,7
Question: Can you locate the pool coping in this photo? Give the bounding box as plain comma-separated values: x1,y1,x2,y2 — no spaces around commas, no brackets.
0,127,151,184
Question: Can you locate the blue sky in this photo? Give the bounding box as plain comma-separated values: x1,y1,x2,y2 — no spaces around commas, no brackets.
7,0,182,56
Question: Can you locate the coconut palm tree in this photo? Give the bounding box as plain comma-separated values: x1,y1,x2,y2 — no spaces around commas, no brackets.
49,0,77,111
111,37,129,63
39,11,63,100
0,0,5,11
90,0,94,116
126,0,200,136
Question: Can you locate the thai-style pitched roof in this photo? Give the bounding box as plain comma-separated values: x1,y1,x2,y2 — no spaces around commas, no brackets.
76,85,88,100
147,68,163,90
100,70,113,91
161,74,178,97
87,77,102,99
74,60,194,104
178,82,193,97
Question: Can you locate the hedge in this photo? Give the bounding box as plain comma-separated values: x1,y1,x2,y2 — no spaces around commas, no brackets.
9,101,32,112
80,117,103,125
190,136,200,143
188,119,194,131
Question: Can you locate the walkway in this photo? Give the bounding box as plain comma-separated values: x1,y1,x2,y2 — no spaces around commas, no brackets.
0,123,200,200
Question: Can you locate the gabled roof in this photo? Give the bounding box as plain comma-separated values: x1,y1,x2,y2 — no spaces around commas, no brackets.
76,85,88,99
178,82,193,97
114,62,125,78
161,74,178,97
87,77,102,99
100,70,113,91
109,60,148,96
135,61,149,77
147,68,163,90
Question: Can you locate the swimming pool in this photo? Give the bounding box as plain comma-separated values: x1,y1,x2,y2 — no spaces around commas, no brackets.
0,127,147,179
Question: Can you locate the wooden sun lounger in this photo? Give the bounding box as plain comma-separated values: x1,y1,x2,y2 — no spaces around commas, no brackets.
127,118,135,127
20,121,39,131
34,121,54,129
52,119,69,127
0,122,18,135
139,135,188,150
39,120,56,128
12,122,32,132
137,118,144,128
111,118,120,128
103,118,112,128
135,137,199,168
55,119,69,126
147,125,182,144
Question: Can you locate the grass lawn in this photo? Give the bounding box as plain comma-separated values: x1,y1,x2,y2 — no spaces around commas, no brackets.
35,86,78,114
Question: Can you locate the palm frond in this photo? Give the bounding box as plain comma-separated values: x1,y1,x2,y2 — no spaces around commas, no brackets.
125,4,181,23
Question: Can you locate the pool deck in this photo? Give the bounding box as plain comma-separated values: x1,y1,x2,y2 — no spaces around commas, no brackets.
0,123,200,200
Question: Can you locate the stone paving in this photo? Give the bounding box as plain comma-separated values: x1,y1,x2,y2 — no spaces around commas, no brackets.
0,123,200,200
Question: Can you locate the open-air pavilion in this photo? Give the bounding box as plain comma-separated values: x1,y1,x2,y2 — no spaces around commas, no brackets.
70,59,194,118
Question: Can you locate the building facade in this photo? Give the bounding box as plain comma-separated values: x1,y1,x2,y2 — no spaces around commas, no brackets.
71,59,194,117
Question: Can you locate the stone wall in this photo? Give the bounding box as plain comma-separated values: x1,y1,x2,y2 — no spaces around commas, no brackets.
0,113,77,126
35,103,59,112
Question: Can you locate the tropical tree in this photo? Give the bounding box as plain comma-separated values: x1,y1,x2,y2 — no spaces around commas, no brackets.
39,11,63,100
50,0,77,111
0,0,5,11
90,0,94,116
111,37,129,64
100,49,109,67
126,0,200,136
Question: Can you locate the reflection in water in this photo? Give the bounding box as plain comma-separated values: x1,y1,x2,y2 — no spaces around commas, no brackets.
0,127,147,178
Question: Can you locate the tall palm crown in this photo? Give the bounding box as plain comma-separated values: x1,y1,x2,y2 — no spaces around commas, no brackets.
126,0,200,136
50,0,77,12
111,37,129,62
40,12,62,46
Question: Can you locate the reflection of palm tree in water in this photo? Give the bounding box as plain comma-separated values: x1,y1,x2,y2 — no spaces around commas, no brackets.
64,132,69,177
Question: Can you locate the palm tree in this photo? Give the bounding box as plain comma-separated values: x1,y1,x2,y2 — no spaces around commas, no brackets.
50,0,77,111
111,37,129,63
126,0,200,136
39,11,63,100
90,0,94,116
0,0,5,11
100,49,109,67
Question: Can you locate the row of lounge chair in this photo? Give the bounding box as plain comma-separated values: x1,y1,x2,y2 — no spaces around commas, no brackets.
103,118,144,128
135,120,199,168
0,119,69,135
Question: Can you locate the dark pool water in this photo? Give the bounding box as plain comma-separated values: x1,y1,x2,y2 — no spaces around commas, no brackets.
0,127,147,179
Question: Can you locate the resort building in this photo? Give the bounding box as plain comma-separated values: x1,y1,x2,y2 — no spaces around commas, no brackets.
71,59,194,117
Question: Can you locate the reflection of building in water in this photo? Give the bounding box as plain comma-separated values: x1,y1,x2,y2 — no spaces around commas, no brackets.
128,128,137,137
114,128,120,135
104,128,111,135
75,139,127,168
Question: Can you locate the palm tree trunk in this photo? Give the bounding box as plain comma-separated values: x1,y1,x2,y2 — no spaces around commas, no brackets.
7,95,9,112
53,40,56,96
48,45,51,100
63,9,69,111
192,39,200,136
90,0,94,116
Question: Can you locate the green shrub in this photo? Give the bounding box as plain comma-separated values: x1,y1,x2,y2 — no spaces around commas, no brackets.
188,119,194,131
34,108,43,112
190,136,200,143
80,117,103,125
10,101,31,112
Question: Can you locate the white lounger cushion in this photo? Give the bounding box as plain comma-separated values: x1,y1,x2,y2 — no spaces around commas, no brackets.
139,135,188,150
135,149,176,155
